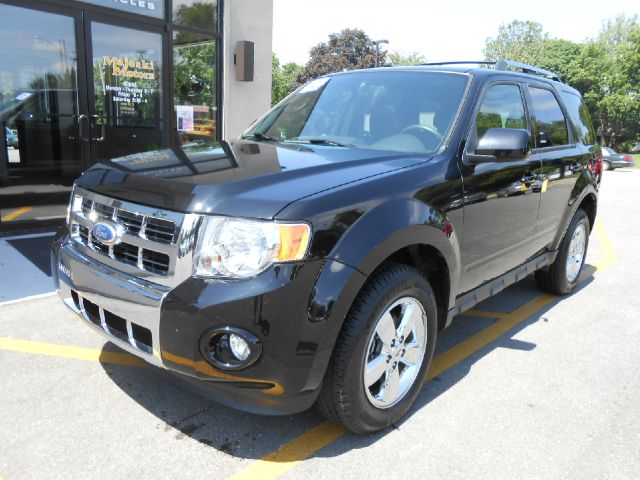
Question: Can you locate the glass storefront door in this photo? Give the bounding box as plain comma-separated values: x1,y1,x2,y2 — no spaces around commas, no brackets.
0,2,88,228
85,18,164,163
1,2,166,231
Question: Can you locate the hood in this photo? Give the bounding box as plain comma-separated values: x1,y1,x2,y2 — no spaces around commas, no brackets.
76,140,433,219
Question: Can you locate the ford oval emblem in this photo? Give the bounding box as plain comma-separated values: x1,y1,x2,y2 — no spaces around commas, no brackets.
92,222,121,246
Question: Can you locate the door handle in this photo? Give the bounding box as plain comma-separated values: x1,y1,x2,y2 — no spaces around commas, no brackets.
77,114,90,142
90,115,106,142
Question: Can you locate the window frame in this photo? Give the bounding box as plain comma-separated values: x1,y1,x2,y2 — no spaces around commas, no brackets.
168,0,223,143
558,89,597,147
464,78,533,156
524,82,574,152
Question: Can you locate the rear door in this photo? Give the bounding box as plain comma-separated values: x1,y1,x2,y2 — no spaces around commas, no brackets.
458,79,543,293
524,82,591,251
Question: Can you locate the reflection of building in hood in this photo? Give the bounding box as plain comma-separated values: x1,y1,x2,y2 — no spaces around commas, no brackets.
105,140,283,183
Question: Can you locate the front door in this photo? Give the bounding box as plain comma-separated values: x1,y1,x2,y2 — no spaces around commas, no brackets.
458,81,543,293
0,2,165,231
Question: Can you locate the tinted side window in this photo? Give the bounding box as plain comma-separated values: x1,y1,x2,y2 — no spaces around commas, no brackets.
529,87,569,147
560,91,597,145
475,84,527,139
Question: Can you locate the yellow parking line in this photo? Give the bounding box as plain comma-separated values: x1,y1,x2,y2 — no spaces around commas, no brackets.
227,294,554,480
427,293,555,380
227,221,617,479
228,421,345,480
465,309,508,319
1,206,33,222
593,219,617,270
0,221,617,480
0,337,147,368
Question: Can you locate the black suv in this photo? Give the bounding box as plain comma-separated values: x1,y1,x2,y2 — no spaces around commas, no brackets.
52,61,601,434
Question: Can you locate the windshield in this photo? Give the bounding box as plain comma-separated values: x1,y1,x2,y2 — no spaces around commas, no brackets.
246,71,469,155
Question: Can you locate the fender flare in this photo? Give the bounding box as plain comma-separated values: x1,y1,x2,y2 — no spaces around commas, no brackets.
302,198,460,391
308,197,460,329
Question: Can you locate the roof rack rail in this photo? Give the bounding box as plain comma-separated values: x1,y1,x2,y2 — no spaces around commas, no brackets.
420,60,561,82
494,60,561,81
420,61,496,67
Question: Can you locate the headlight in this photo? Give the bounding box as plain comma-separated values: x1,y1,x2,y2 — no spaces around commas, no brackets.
66,187,82,226
194,217,311,278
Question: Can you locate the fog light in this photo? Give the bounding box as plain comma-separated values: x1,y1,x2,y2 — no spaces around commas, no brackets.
229,333,250,361
199,327,262,371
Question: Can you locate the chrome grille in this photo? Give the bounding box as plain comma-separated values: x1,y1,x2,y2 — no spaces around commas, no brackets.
116,209,144,235
68,188,197,285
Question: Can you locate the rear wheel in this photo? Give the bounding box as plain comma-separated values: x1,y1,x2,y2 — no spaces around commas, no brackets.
317,263,437,434
535,208,590,295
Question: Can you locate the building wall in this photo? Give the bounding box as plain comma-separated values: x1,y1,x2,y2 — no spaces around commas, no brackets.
222,0,274,140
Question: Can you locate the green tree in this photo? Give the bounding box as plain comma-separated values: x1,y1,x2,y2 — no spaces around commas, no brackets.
297,29,387,84
484,20,547,64
173,2,216,32
570,16,640,147
271,54,303,105
486,16,640,149
388,51,427,66
173,39,215,108
536,39,583,82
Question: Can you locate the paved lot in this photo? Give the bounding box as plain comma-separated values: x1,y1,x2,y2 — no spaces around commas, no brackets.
1,169,639,480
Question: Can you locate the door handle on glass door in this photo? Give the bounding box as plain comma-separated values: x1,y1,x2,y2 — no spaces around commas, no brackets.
77,114,90,142
90,115,106,142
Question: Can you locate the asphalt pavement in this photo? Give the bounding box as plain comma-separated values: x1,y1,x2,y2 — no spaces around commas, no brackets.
0,168,638,480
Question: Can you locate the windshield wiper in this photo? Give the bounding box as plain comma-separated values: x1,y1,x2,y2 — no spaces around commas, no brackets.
242,132,280,143
289,138,355,148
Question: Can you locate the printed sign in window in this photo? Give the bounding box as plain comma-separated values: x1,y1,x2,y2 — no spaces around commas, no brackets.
176,105,194,132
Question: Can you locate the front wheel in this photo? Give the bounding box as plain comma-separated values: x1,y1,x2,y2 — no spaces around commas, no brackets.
535,208,590,295
317,263,437,434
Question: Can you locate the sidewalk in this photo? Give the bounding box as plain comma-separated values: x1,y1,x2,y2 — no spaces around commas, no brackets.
0,230,57,303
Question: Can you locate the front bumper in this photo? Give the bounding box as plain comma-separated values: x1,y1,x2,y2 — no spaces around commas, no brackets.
52,231,362,415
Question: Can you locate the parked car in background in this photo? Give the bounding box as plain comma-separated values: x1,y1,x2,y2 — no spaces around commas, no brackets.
5,127,18,148
601,147,635,170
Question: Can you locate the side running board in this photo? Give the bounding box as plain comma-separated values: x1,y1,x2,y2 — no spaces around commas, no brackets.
444,251,557,327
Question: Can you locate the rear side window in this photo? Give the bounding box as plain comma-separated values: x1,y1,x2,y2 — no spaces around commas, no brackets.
560,91,597,145
528,87,569,148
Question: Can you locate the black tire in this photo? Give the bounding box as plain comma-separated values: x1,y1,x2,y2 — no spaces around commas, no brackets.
317,263,437,434
535,209,590,295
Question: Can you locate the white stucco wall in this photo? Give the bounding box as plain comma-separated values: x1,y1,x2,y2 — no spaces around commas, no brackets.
222,0,274,140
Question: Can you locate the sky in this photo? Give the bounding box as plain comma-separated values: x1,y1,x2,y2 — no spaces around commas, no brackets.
273,0,639,65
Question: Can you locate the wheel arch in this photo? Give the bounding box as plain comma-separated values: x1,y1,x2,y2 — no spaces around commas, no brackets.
578,191,597,232
303,199,460,392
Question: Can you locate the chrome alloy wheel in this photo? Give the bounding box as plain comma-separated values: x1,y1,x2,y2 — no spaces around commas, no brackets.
363,297,427,409
566,223,587,283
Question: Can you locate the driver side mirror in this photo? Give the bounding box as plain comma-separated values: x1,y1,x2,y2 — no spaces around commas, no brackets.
466,128,530,164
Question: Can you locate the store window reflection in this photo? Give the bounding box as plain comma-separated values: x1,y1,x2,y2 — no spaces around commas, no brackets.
173,31,216,146
0,3,79,176
173,0,218,32
92,23,162,129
